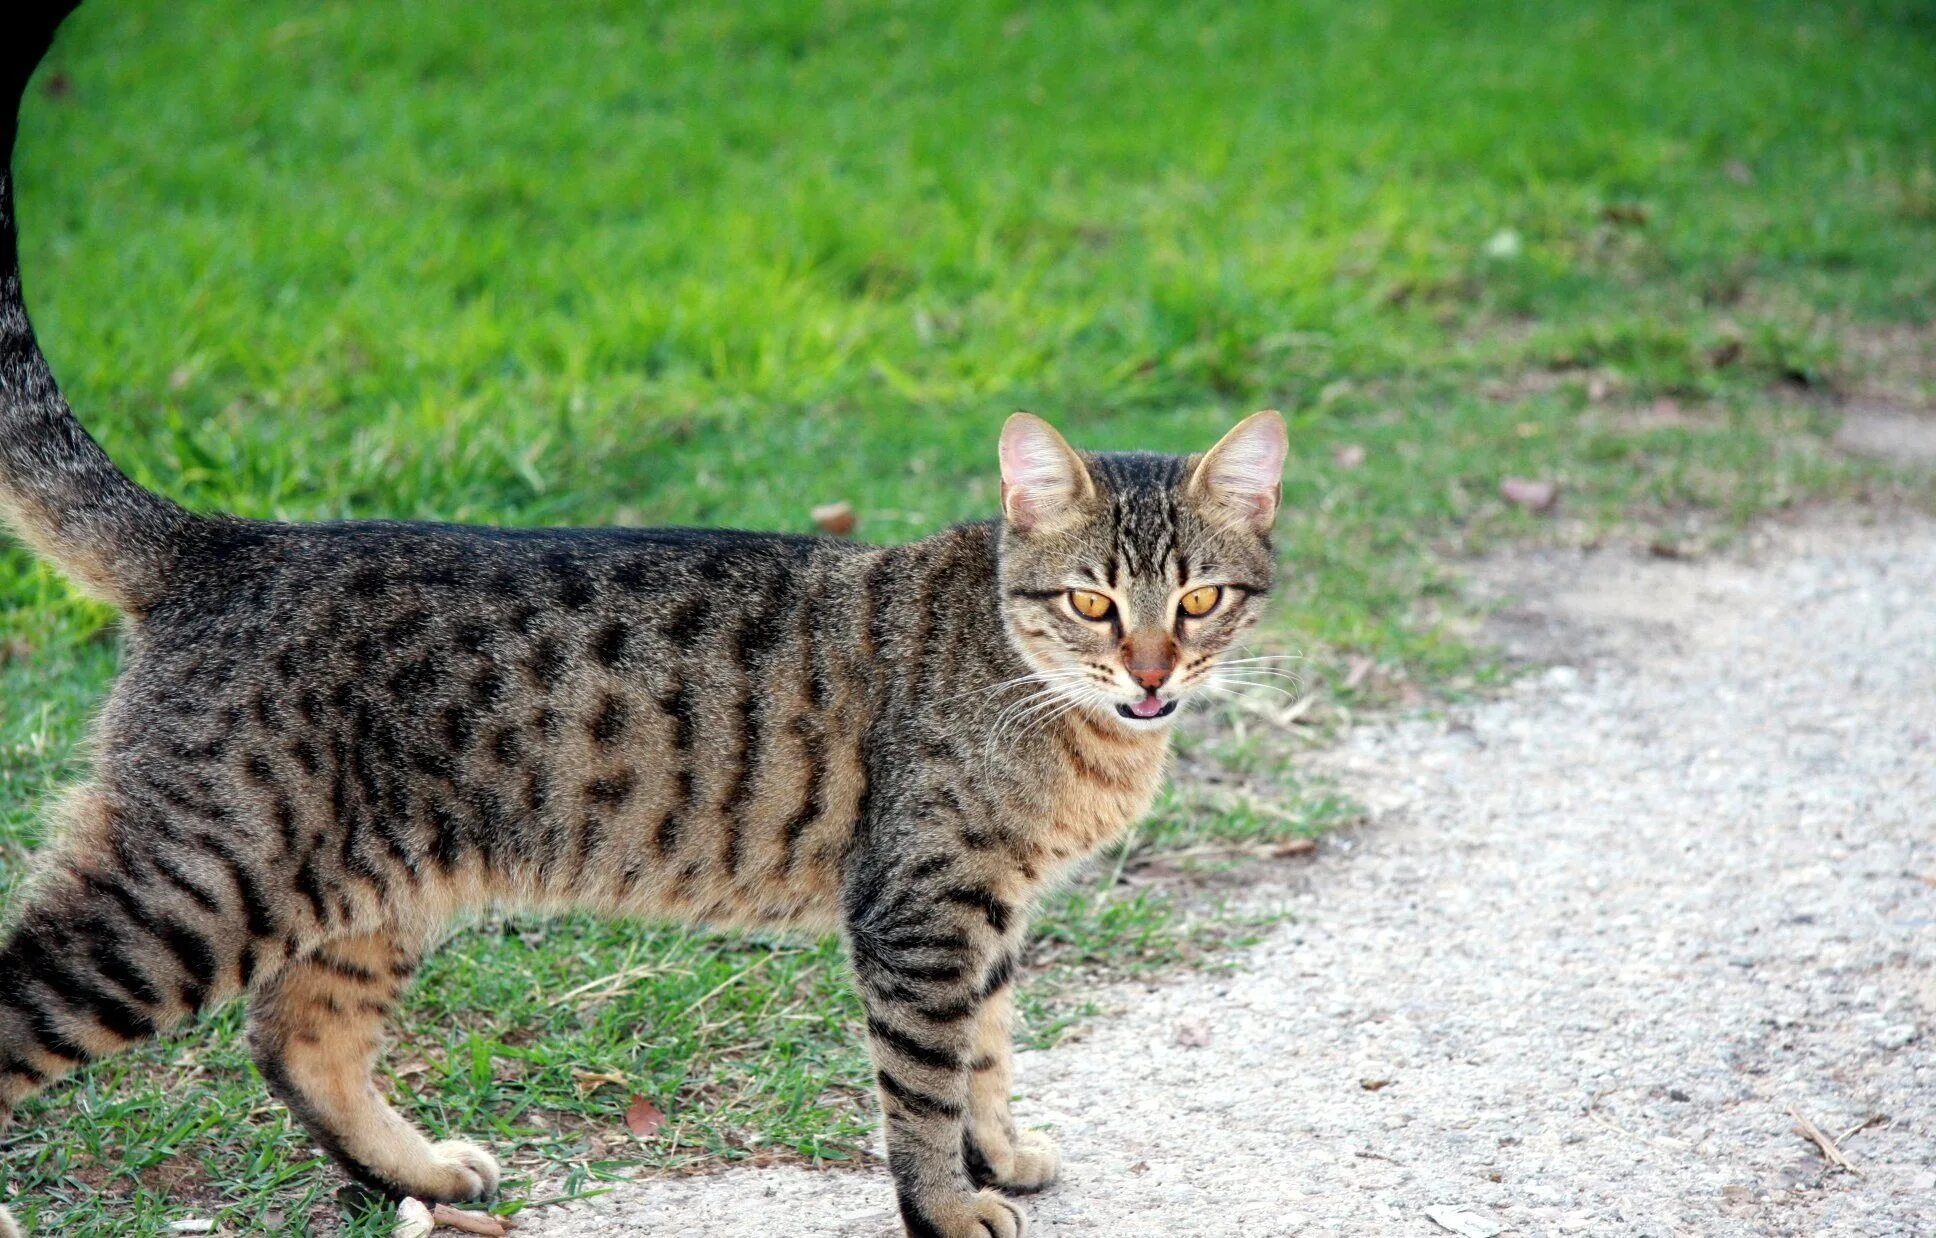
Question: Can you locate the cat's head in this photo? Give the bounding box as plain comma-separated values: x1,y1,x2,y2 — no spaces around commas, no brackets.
994,410,1287,730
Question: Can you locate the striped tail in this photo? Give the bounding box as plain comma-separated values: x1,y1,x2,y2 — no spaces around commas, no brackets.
1,2,194,613
6,7,135,1233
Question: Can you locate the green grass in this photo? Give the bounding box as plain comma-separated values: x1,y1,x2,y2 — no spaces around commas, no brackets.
4,0,1934,1231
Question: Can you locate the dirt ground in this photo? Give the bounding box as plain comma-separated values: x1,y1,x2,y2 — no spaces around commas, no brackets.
517,507,1936,1237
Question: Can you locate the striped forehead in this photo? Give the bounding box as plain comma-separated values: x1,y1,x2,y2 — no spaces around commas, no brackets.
1084,452,1191,585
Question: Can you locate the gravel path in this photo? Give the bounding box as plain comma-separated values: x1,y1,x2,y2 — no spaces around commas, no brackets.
521,510,1935,1238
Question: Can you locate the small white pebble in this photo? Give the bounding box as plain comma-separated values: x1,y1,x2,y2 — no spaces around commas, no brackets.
1874,1023,1920,1051
393,1198,434,1238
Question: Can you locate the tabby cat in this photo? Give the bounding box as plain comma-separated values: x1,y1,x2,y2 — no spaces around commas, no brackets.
0,14,1287,1238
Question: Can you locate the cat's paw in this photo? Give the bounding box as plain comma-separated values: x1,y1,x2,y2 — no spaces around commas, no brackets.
0,1203,22,1238
416,1140,501,1202
966,1127,1061,1194
1000,1129,1061,1193
916,1188,1028,1238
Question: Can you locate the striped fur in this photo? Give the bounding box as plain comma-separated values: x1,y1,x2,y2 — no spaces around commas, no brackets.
0,14,1287,1236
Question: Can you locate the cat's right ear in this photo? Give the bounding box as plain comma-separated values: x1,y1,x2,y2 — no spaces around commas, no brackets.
999,413,1094,532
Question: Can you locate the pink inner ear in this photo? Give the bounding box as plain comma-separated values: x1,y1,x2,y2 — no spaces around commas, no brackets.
1000,430,1072,492
1211,436,1286,497
1196,415,1287,531
999,416,1085,529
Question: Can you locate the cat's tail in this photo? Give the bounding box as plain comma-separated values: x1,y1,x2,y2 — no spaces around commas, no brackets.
1,2,198,614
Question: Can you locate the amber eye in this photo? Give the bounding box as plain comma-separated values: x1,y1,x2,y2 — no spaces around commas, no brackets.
1179,586,1222,618
1068,590,1114,620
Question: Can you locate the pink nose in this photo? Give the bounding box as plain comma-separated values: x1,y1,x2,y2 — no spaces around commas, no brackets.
1125,635,1176,691
1129,663,1170,690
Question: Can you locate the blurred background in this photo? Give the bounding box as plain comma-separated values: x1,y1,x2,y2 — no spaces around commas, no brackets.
0,1,1931,1231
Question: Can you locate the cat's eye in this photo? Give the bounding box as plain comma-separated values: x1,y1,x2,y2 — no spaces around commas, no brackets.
1179,586,1222,618
1068,590,1114,620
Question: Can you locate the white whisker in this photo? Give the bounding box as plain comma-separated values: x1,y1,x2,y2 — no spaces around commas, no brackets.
1206,676,1301,703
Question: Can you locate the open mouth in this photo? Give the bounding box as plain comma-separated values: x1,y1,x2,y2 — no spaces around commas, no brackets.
1116,695,1177,721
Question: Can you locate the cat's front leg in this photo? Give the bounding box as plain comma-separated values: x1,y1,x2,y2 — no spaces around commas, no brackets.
964,987,1060,1194
845,862,1030,1237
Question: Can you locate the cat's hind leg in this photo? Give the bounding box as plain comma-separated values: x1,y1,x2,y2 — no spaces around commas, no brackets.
0,789,272,1236
247,930,498,1203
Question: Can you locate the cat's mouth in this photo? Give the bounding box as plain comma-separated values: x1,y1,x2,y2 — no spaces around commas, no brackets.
1116,694,1177,721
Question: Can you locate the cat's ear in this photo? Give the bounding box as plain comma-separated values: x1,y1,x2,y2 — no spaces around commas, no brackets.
999,412,1095,532
1189,410,1288,534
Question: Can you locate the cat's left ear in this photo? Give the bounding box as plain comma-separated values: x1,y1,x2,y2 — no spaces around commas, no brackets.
1189,410,1288,534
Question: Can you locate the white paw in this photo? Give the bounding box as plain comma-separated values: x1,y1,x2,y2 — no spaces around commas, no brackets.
971,1126,1062,1194
421,1139,501,1202
1004,1129,1061,1192
0,1203,21,1238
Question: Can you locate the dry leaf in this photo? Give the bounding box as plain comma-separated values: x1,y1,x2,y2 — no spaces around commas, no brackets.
1174,1020,1212,1048
1331,443,1366,470
1499,478,1559,513
394,1198,434,1238
431,1205,511,1236
1273,837,1318,858
625,1093,668,1139
1601,202,1650,227
571,1068,630,1097
1127,1161,1151,1176
1359,1077,1393,1092
811,501,857,536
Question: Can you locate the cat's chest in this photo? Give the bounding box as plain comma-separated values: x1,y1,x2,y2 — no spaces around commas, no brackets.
1029,721,1170,870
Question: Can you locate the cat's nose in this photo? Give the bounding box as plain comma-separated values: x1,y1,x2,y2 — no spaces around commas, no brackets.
1124,634,1176,690
1129,664,1170,690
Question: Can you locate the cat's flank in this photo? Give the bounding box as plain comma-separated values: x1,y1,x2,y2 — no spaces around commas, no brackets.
0,24,1285,1238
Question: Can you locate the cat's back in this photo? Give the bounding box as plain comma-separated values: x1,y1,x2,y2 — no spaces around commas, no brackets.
109,516,872,714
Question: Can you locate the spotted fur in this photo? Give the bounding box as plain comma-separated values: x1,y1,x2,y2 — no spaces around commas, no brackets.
0,16,1287,1237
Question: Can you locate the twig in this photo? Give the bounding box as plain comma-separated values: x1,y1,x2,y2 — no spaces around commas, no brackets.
1275,692,1320,725
682,954,772,1020
1835,1113,1887,1144
1789,1105,1863,1176
551,961,681,1008
1131,839,1316,865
